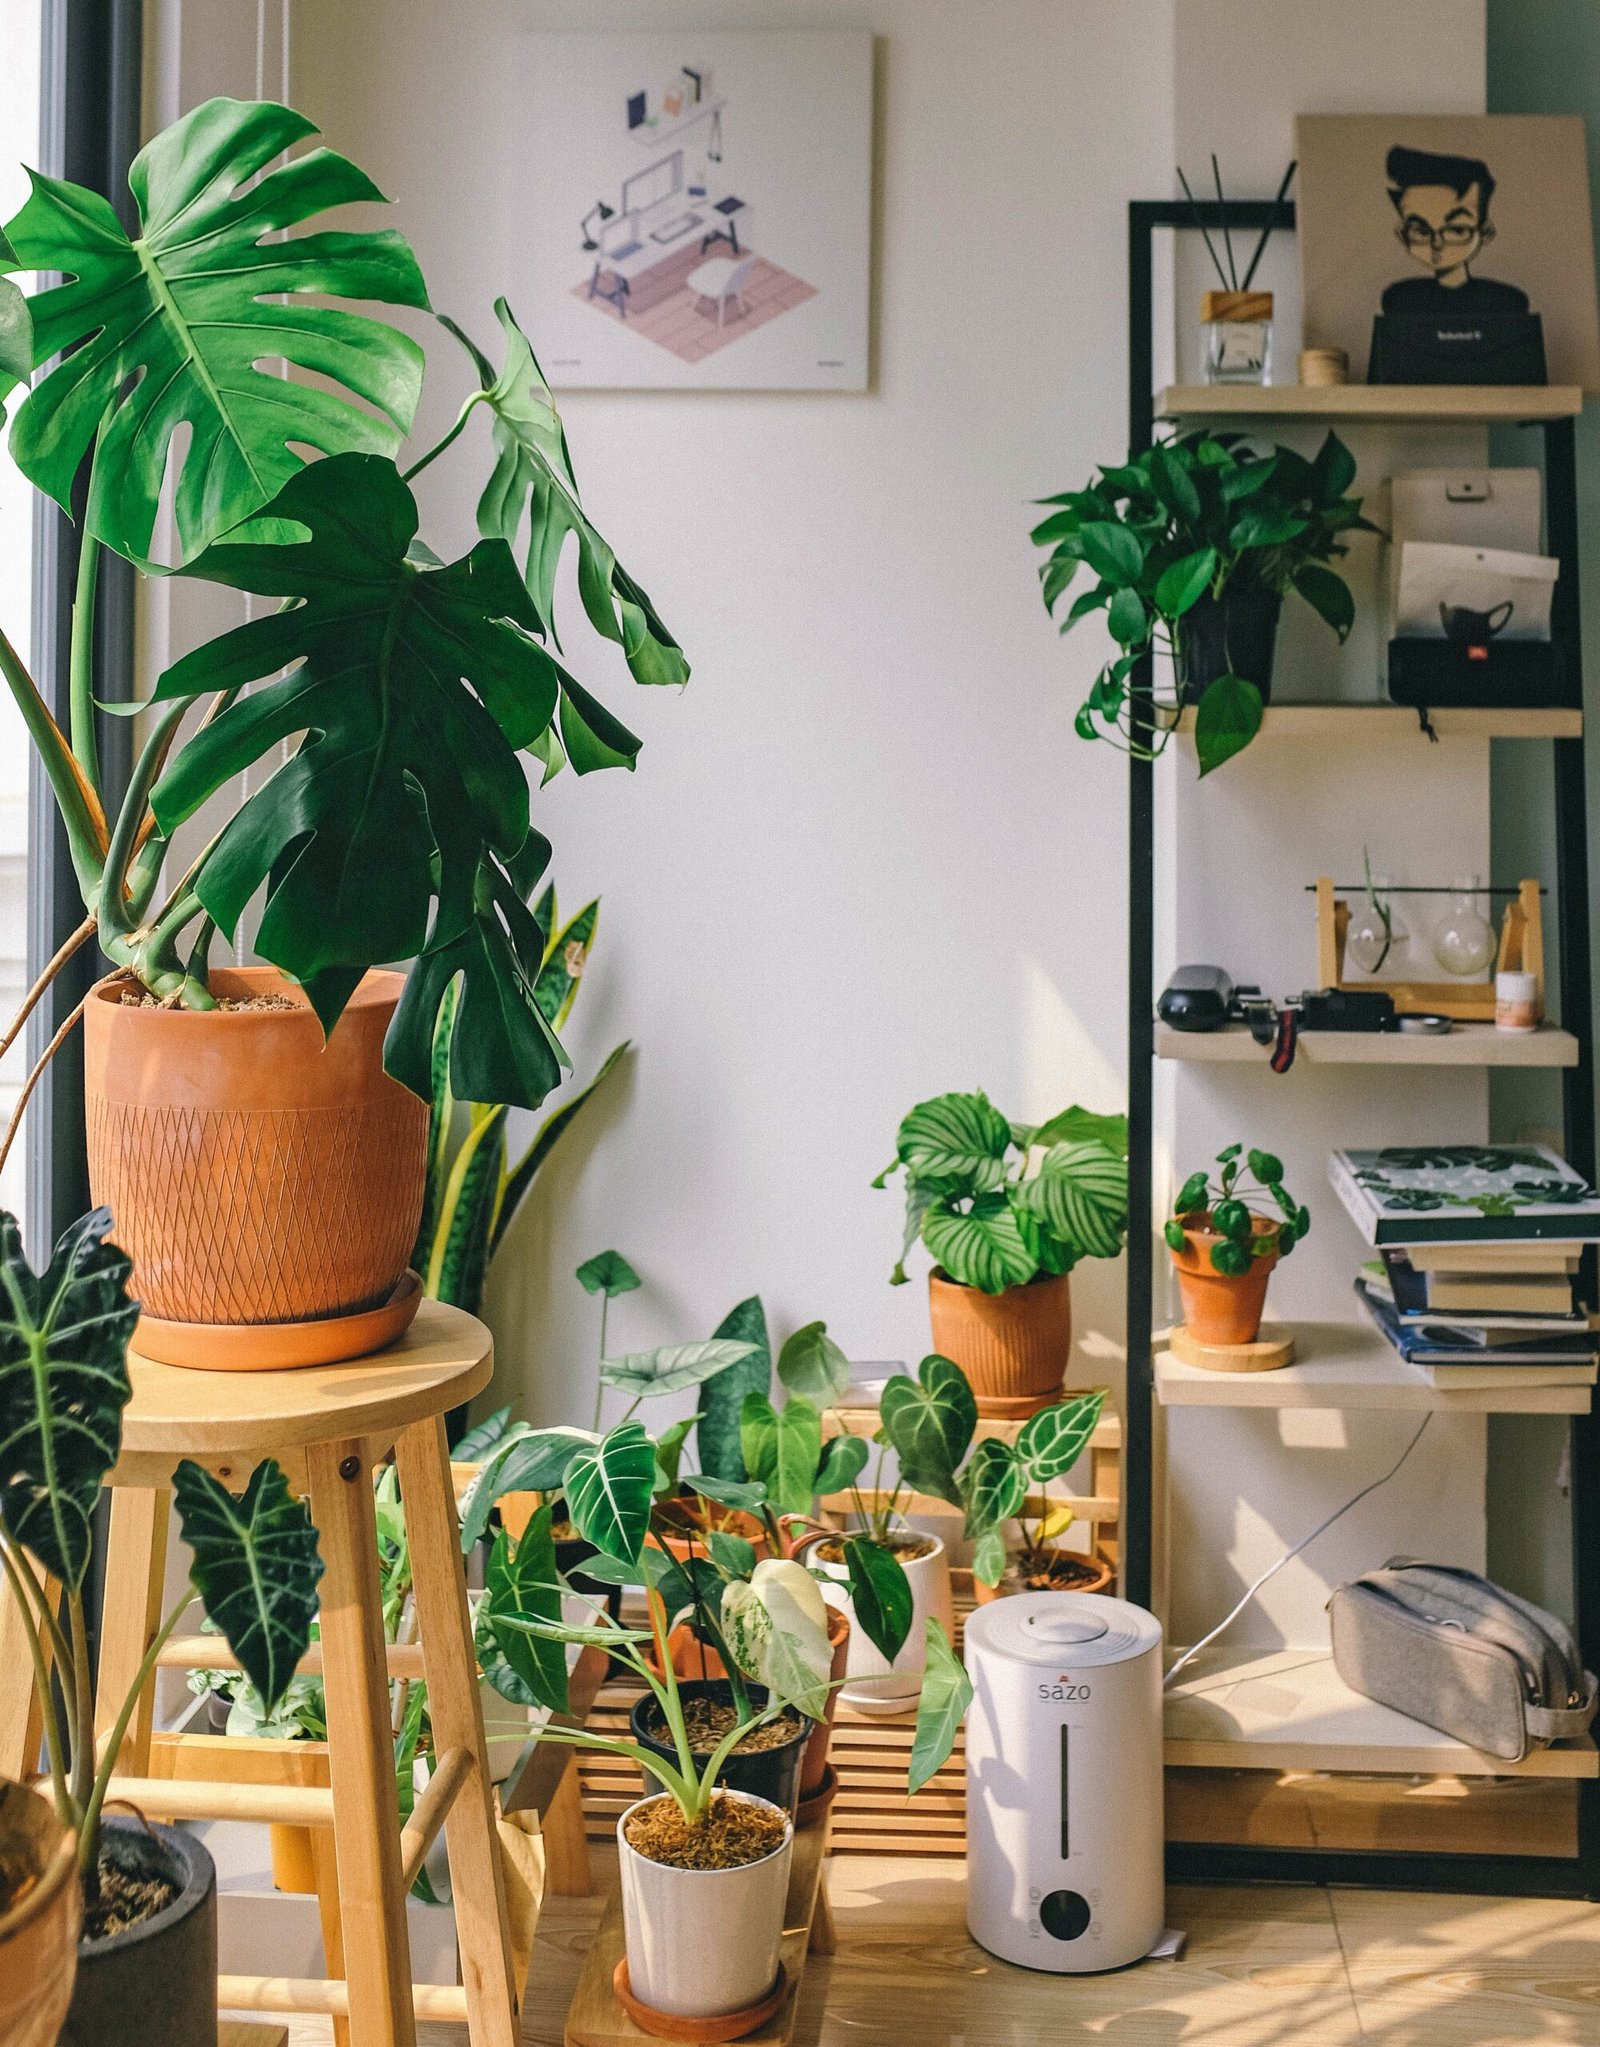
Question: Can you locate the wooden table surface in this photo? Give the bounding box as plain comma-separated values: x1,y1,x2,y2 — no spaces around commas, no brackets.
266,1850,1600,2046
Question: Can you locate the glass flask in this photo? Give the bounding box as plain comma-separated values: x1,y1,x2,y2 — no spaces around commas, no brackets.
1433,877,1498,977
1346,876,1409,975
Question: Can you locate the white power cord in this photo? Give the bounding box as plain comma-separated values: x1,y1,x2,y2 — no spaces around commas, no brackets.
1163,1411,1434,1688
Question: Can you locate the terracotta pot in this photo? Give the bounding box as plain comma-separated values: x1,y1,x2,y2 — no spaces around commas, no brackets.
83,966,428,1349
927,1268,1071,1409
1169,1214,1279,1347
799,1607,850,1795
971,1545,1116,1605
0,1777,80,2047
651,1502,769,1563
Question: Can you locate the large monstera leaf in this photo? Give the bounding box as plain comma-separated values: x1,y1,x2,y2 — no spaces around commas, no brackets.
4,97,429,565
148,452,572,1103
0,1208,139,1591
173,1457,323,1712
448,299,689,728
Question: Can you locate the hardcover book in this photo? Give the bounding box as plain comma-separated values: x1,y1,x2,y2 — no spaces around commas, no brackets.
1330,1144,1600,1247
1376,1251,1583,1330
1357,1277,1598,1371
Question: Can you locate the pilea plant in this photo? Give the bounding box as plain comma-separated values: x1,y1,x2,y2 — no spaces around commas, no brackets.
0,97,684,1118
0,1210,321,1888
1030,429,1376,775
1164,1144,1312,1273
877,1092,1129,1295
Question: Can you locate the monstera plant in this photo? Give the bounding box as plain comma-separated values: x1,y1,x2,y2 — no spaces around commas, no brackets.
0,1209,321,1931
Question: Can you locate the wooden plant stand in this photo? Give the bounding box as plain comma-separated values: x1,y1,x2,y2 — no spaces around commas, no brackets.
563,1819,833,2047
1315,873,1544,1020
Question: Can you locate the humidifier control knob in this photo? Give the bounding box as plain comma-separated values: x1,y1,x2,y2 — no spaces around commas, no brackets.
1039,1889,1092,1941
1022,1612,1108,1646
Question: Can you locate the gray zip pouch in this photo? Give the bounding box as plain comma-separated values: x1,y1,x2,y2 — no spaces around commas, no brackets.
1329,1560,1598,1762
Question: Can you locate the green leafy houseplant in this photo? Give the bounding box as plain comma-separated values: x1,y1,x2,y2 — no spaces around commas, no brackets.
1030,430,1377,776
955,1386,1107,1591
0,1210,322,1902
0,96,684,1117
877,1093,1129,1295
1163,1144,1310,1275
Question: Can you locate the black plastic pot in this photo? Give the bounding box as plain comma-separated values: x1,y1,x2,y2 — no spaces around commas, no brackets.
1175,584,1282,705
631,1681,813,1817
62,1819,216,2047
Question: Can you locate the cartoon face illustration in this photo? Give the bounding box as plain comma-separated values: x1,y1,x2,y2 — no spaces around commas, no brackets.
1388,146,1496,283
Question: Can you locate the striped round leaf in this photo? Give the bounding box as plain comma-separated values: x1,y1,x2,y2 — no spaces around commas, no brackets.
880,1354,977,1504
564,1420,656,1567
173,1457,323,1713
1018,1141,1128,1261
0,1208,138,1590
922,1193,1037,1295
961,1437,1026,1538
894,1093,1012,1194
1016,1389,1106,1482
5,97,429,566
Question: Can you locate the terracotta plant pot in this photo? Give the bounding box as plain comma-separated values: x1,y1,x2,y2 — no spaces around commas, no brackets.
971,1545,1116,1606
84,965,428,1360
799,1607,850,1796
927,1268,1072,1411
651,1501,769,1563
0,1777,80,2047
1169,1214,1280,1347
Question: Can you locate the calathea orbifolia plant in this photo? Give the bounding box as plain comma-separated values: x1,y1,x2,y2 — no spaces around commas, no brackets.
0,97,684,1118
0,1210,322,1887
877,1093,1129,1295
1030,429,1375,775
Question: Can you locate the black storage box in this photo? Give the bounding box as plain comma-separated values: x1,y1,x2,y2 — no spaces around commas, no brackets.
1387,635,1571,711
1369,312,1547,386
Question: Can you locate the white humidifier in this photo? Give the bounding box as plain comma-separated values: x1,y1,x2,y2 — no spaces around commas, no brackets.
964,1591,1164,1972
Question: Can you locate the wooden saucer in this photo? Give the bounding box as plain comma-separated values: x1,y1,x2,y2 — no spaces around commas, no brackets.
795,1763,838,1829
611,1960,787,2042
1169,1323,1295,1374
132,1270,423,1371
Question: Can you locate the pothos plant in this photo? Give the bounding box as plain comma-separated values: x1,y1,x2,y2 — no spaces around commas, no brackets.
1030,429,1376,775
0,96,685,1124
1165,1144,1311,1273
0,1210,322,1888
877,1093,1129,1296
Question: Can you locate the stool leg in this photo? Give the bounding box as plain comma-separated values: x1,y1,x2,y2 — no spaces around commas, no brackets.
395,1415,519,2045
307,1438,416,2047
542,1758,592,1896
310,1818,353,2047
95,1487,171,1772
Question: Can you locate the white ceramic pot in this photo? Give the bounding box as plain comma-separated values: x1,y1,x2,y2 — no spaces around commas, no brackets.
617,1789,793,2020
821,1534,955,1714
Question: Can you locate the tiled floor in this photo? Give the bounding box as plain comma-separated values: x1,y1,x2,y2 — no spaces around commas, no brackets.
271,1851,1600,2045
572,251,817,363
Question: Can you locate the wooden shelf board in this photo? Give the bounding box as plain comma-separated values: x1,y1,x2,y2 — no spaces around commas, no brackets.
1155,1021,1581,1068
1155,383,1583,424
829,1391,1120,1450
1155,1319,1594,1413
1171,702,1581,740
1165,1644,1599,1778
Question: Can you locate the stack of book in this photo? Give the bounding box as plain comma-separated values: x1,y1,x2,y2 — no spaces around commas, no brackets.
1329,1143,1600,1390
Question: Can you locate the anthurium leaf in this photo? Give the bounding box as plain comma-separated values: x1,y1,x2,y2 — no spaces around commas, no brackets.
813,1432,869,1498
652,1415,695,1497
1016,1389,1106,1482
1017,1141,1128,1261
922,1192,1037,1295
449,298,688,688
696,1296,772,1483
841,1535,912,1664
600,1338,759,1398
961,1437,1026,1538
576,1248,642,1299
895,1092,1012,1194
708,1530,757,1579
1192,672,1264,778
478,1506,569,1713
173,1457,323,1713
880,1355,976,1505
739,1390,781,1497
908,1620,972,1795
5,96,429,565
0,1208,139,1589
776,1320,851,1406
686,1473,767,1513
457,1424,594,1552
972,1529,1009,1588
564,1420,656,1565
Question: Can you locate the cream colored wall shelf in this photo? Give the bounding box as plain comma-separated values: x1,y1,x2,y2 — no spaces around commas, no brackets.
1155,1021,1580,1068
1164,1644,1599,1777
1156,383,1583,424
1155,1320,1594,1415
1172,703,1582,741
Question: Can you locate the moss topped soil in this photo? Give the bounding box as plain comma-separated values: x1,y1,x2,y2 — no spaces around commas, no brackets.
644,1696,806,1755
624,1794,788,1871
1012,1548,1104,1592
114,988,297,1011
82,1857,177,1941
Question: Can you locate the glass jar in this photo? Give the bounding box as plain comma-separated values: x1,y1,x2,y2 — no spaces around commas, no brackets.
1202,290,1273,385
1346,874,1409,975
1433,877,1498,977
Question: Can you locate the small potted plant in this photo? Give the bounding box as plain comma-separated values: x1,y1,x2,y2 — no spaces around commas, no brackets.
1165,1144,1311,1347
877,1094,1128,1414
1031,429,1377,775
956,1384,1109,1602
0,1209,322,2046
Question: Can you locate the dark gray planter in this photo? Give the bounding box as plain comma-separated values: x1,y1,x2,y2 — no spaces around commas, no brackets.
61,1819,216,2047
632,1681,812,1817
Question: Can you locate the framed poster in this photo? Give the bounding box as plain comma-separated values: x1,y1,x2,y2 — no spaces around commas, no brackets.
520,30,872,390
1296,114,1600,390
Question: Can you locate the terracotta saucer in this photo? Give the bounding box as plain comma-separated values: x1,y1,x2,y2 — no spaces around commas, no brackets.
972,1387,1060,1420
795,1762,839,1829
611,1959,787,2042
132,1270,423,1371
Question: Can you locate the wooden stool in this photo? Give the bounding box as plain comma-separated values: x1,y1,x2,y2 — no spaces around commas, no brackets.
49,1302,516,2047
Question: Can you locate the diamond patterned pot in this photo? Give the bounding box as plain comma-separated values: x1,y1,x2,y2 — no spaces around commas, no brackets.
84,966,427,1359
